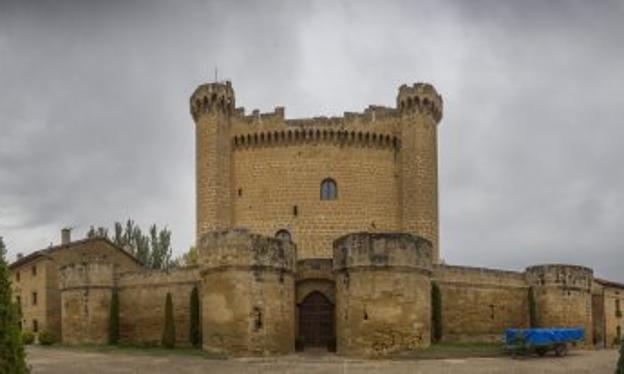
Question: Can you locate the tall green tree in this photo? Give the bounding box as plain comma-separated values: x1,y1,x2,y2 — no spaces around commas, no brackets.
617,339,624,374
108,289,120,345
0,237,28,373
189,287,201,347
528,287,538,328
86,219,172,269
431,282,442,343
162,293,176,349
86,226,109,239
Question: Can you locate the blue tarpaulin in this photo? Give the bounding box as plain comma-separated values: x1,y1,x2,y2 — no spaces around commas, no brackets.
505,328,584,346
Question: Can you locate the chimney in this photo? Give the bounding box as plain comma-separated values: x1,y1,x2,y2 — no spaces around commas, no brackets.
17,253,23,260
61,227,71,245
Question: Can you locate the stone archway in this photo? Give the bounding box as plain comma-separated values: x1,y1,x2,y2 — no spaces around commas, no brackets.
298,291,335,348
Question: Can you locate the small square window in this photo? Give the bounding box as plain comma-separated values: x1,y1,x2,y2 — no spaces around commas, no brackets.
32,292,37,306
31,266,37,276
16,272,20,282
33,319,38,333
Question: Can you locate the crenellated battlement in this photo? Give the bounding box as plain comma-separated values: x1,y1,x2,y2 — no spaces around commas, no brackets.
199,228,297,274
59,261,115,290
526,264,593,291
333,232,433,274
397,83,443,123
232,128,400,151
190,81,235,121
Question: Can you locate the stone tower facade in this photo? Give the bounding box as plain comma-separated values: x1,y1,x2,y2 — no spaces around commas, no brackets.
191,81,442,263
190,82,236,240
397,84,443,261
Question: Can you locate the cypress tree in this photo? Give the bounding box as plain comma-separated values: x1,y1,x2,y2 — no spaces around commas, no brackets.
189,286,201,347
0,237,29,373
108,289,120,345
162,293,175,349
528,287,538,328
617,339,624,374
431,282,442,342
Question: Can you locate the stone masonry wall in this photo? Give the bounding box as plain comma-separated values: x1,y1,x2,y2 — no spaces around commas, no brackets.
526,265,594,345
433,265,530,342
602,286,624,347
117,267,199,345
397,83,442,262
199,229,296,355
334,233,433,357
231,120,401,260
59,262,114,344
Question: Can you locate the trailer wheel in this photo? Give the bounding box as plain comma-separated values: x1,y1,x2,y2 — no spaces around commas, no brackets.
554,344,568,357
536,347,548,357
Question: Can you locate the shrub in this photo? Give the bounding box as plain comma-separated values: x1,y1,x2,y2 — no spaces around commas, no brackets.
431,282,442,342
21,331,35,345
0,236,29,373
38,330,57,346
109,289,120,345
161,293,175,349
189,286,201,348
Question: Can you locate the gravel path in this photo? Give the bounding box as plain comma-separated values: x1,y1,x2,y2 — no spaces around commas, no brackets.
27,346,618,374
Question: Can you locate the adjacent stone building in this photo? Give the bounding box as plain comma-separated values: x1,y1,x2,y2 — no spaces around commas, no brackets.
10,81,624,356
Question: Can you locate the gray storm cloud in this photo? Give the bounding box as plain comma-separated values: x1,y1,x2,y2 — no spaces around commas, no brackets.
1,0,622,281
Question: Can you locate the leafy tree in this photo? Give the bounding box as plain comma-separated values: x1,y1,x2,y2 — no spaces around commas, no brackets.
617,339,624,374
162,293,176,349
189,286,201,347
528,287,538,328
108,289,120,345
431,282,442,343
86,219,172,269
178,246,198,267
86,226,109,239
0,237,29,373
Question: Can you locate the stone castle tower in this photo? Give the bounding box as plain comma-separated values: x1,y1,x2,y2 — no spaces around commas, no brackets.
190,81,443,262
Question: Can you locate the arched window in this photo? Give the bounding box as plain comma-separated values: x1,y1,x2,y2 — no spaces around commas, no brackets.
275,229,292,242
320,178,337,200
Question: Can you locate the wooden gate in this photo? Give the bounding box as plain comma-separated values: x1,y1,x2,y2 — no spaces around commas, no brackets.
299,291,334,348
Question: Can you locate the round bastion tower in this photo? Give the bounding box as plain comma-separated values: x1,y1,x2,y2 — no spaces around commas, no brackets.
190,82,236,242
525,264,594,345
397,84,443,262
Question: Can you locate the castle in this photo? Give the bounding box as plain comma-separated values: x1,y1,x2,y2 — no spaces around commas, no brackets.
9,81,624,357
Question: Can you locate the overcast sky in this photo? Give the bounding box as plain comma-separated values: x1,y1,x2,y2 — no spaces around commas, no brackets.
1,0,622,281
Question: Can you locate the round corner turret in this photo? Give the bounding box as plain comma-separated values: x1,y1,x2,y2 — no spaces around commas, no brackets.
396,83,443,123
190,81,236,122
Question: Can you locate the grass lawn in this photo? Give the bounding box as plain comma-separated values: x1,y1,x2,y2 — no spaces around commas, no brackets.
396,341,507,359
38,343,227,359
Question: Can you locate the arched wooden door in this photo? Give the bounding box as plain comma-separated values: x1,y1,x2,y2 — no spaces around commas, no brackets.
299,291,335,348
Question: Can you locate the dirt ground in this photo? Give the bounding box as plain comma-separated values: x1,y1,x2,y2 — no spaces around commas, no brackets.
27,346,618,374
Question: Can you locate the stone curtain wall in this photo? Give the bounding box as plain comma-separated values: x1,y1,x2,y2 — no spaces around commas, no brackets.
116,267,199,345
433,265,530,342
199,229,296,355
333,233,433,357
